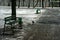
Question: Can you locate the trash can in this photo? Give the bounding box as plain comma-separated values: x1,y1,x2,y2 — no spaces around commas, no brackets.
18,17,23,29
36,9,40,14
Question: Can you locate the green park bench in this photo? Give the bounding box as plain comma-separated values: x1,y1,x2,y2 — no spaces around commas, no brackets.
3,16,23,35
4,16,17,27
3,16,18,35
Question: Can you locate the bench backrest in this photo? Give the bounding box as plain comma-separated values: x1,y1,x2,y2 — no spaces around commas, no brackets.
4,16,12,21
4,16,16,24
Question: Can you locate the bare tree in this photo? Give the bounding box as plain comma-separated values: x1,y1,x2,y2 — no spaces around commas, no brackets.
42,0,44,8
28,0,30,8
59,0,60,7
18,0,20,8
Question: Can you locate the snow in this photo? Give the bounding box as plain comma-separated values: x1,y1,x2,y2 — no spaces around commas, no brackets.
0,6,60,28
0,7,43,28
0,6,60,40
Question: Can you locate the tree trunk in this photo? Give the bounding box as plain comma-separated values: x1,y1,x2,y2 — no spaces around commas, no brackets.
28,0,30,8
11,0,16,20
48,0,50,7
42,0,44,8
18,0,20,8
59,0,60,7
23,0,25,6
33,0,38,8
33,0,34,7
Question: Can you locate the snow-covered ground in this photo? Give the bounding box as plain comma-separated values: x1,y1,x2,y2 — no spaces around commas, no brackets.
0,6,60,28
0,6,44,28
23,8,60,40
1,6,60,40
